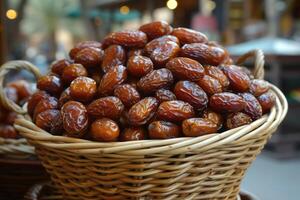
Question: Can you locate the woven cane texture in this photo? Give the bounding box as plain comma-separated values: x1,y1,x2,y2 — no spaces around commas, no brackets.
0,60,40,157
14,50,288,200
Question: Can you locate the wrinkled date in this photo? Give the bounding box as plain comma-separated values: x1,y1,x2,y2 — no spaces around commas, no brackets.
137,68,173,94
202,109,223,129
61,101,88,137
58,88,72,108
102,45,126,73
174,81,208,111
33,96,58,121
166,57,205,81
70,77,97,102
98,65,127,96
114,84,141,108
148,121,180,139
27,91,50,117
204,65,229,89
182,118,218,137
69,41,102,59
156,100,195,122
91,118,120,142
226,112,252,129
87,96,124,119
35,109,63,134
121,127,146,141
239,93,262,120
210,92,246,113
74,47,103,69
139,21,172,40
221,65,250,92
171,27,208,44
155,89,177,103
180,43,227,66
249,79,270,97
103,30,147,48
127,55,153,77
257,90,276,113
62,63,88,84
128,97,158,125
37,75,63,96
51,59,73,76
197,75,223,95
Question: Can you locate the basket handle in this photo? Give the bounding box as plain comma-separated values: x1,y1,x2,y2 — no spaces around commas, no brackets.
236,49,265,79
0,60,41,114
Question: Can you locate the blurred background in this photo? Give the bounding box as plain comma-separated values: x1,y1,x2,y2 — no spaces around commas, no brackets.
1,0,300,199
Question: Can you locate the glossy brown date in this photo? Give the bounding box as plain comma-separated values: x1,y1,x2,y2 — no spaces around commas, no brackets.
204,65,229,89
209,92,246,113
70,77,97,102
103,30,147,48
27,91,50,117
35,109,63,134
127,55,153,77
221,65,251,92
137,68,173,94
226,112,252,129
239,93,262,120
166,57,204,81
174,81,208,111
249,79,270,97
74,47,103,69
139,21,172,40
148,121,180,139
156,100,195,122
113,84,140,108
182,118,218,137
37,75,63,96
102,45,126,73
33,96,58,121
197,75,223,95
128,97,158,125
202,109,223,129
61,101,88,137
257,90,276,113
58,87,72,108
127,49,143,57
51,59,73,76
171,27,208,44
155,89,176,103
87,96,124,119
8,80,33,101
91,118,120,142
98,65,127,96
121,127,146,141
61,63,88,84
69,41,102,59
180,43,227,66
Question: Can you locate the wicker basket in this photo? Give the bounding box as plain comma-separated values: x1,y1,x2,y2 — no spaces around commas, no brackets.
0,60,41,158
24,182,259,200
3,50,288,199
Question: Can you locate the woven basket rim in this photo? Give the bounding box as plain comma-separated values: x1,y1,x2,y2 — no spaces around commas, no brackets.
14,83,288,156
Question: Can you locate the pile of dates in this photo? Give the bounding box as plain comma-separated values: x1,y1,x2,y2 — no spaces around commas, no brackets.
0,80,32,138
28,21,276,142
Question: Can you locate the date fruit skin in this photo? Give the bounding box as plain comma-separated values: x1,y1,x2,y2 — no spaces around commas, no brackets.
35,109,63,134
148,121,180,139
113,84,140,108
202,109,223,129
139,21,172,40
166,57,204,81
221,65,251,92
58,88,72,108
121,127,146,141
156,100,195,122
62,63,88,85
145,35,180,66
239,93,262,120
155,89,177,103
98,65,127,96
209,92,246,113
33,96,58,121
197,75,223,95
61,101,88,137
127,55,153,77
257,90,276,113
8,80,33,101
70,77,97,102
91,118,120,142
204,65,229,89
0,125,18,139
171,27,208,44
180,43,227,66
128,97,158,125
69,41,102,59
102,45,126,73
74,47,103,69
182,118,218,137
103,30,147,48
174,81,208,111
137,68,173,94
27,91,50,117
127,49,143,57
87,96,124,119
226,112,252,129
51,59,73,76
37,75,63,96
249,79,270,97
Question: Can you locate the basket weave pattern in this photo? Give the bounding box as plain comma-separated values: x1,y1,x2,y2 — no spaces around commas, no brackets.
3,50,287,199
